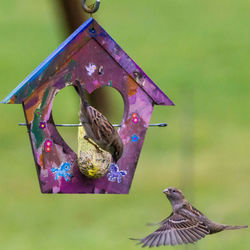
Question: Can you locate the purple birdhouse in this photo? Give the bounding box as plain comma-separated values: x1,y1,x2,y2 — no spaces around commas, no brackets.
1,18,174,194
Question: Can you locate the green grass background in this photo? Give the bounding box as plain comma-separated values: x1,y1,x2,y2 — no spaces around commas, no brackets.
0,0,249,249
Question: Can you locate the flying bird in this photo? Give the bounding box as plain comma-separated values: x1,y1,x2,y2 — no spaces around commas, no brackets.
131,187,247,247
74,80,123,163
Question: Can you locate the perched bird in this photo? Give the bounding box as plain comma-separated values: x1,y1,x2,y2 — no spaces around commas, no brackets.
131,187,247,247
74,80,123,163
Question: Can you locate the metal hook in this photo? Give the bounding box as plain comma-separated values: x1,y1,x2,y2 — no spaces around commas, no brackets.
82,0,100,14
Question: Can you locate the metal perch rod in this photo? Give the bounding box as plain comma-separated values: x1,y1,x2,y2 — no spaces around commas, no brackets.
18,123,168,127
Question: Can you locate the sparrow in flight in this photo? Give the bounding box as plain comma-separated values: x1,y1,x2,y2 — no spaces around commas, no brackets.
74,80,123,163
131,187,247,247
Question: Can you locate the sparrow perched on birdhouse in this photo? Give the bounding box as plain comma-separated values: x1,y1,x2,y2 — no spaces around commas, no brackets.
131,187,247,247
74,80,123,163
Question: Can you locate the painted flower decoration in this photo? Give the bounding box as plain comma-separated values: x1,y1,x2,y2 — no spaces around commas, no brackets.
107,163,127,183
132,113,137,119
85,63,97,76
44,139,52,152
45,140,52,147
39,122,46,129
45,147,51,153
51,162,72,182
131,113,140,124
131,134,139,142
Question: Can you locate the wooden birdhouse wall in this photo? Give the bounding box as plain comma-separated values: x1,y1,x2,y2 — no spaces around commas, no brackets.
23,38,155,193
2,18,174,194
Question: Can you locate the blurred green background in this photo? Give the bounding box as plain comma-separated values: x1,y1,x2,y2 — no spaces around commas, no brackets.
0,0,249,249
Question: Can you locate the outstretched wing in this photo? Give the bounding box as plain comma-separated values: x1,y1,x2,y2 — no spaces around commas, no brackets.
138,213,210,247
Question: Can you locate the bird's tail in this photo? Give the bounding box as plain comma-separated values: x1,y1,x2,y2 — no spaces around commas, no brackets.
224,225,248,231
209,222,248,234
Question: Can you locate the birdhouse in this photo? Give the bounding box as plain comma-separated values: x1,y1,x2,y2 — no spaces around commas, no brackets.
1,18,174,194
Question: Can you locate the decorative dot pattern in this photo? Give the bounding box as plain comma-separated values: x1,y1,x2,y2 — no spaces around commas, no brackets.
131,134,139,142
131,113,140,124
39,122,46,129
44,139,52,152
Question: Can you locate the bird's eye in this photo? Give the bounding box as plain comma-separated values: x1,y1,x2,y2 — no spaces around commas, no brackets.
173,190,176,193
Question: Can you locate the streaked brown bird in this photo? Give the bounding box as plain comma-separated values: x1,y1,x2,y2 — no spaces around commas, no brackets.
74,80,123,163
131,187,247,247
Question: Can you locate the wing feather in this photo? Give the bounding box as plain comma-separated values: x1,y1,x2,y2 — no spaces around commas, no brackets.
163,231,169,245
150,234,160,247
162,232,168,245
137,213,210,247
142,234,154,248
183,229,196,242
170,230,178,245
173,230,183,245
86,106,115,144
178,229,190,244
157,232,165,246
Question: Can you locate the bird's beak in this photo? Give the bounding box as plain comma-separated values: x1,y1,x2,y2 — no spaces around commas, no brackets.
163,188,170,195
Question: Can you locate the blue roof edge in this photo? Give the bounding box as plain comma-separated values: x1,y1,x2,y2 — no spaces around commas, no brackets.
1,18,94,104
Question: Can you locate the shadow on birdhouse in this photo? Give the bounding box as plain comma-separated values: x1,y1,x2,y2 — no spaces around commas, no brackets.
1,18,174,194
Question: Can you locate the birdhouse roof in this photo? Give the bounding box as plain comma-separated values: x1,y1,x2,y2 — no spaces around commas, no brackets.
1,18,174,106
